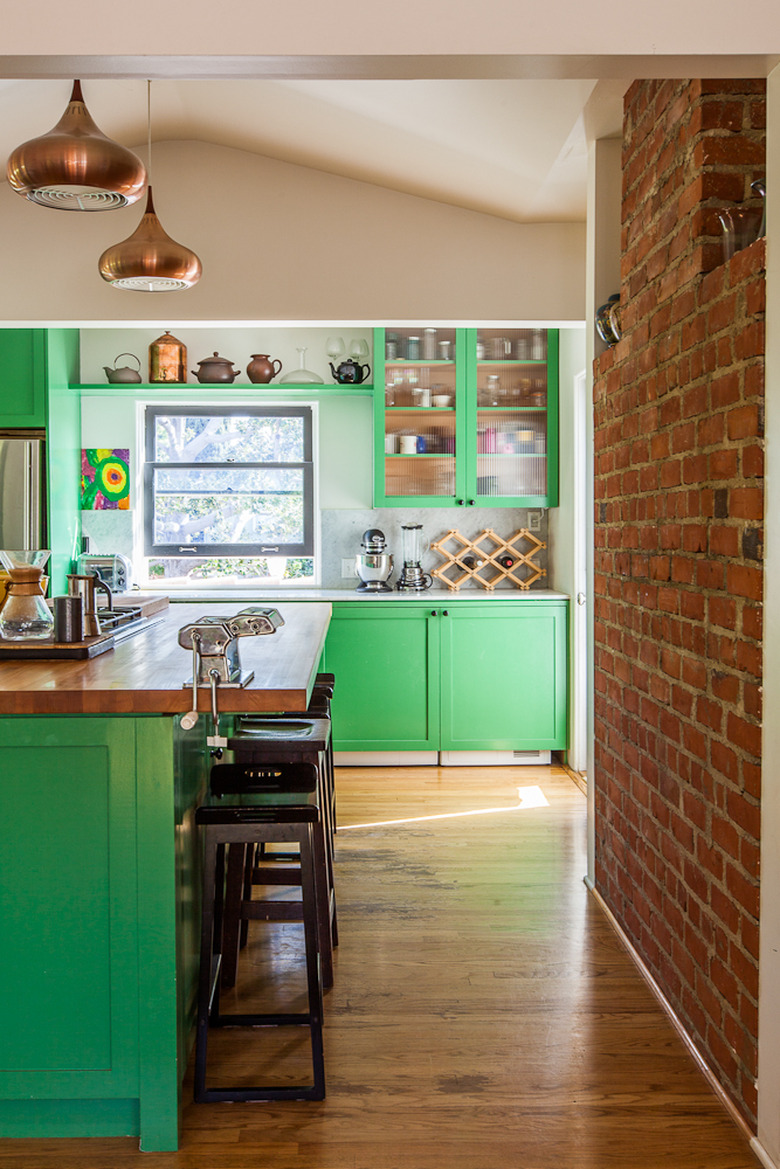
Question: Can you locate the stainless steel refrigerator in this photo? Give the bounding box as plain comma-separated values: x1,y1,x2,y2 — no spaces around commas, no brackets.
0,430,46,548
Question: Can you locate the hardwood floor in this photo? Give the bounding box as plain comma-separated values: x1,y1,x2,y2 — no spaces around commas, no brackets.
0,765,762,1168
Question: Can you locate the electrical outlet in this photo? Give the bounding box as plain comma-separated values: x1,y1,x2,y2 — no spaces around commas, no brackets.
528,510,543,532
341,558,358,579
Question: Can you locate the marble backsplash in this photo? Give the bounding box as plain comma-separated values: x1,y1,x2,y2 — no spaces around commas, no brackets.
320,508,548,590
80,507,549,591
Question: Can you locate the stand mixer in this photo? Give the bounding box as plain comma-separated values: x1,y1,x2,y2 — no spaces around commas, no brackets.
355,529,394,592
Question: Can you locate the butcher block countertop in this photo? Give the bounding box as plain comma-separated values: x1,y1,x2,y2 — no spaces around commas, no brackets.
0,601,331,716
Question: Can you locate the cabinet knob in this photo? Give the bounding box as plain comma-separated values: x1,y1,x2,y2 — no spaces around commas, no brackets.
443,610,449,617
431,609,438,617
468,499,476,506
456,499,464,506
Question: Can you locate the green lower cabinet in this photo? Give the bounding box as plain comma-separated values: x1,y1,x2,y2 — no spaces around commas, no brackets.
324,599,568,753
324,603,441,750
0,714,208,1150
439,602,568,750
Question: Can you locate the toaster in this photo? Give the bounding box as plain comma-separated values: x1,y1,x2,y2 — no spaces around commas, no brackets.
76,553,133,593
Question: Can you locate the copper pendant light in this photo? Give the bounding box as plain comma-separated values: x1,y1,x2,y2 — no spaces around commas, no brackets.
6,80,147,211
98,83,202,292
98,186,202,291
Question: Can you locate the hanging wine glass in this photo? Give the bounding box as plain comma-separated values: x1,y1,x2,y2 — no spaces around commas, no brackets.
280,346,324,385
326,336,345,363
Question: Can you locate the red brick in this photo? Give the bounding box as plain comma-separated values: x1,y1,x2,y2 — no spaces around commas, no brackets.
592,78,765,1130
709,596,737,629
727,564,763,601
710,449,738,479
743,445,764,478
727,713,762,758
710,525,739,556
728,405,762,442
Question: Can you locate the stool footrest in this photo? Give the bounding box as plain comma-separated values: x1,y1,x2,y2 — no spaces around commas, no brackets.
251,866,302,885
212,1012,313,1027
197,1085,324,1103
242,900,303,921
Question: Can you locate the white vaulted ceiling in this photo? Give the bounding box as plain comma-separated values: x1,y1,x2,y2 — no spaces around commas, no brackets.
0,76,613,223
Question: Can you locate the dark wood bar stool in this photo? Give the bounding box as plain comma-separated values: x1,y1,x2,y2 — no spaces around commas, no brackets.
194,762,326,1103
221,716,338,991
236,671,337,842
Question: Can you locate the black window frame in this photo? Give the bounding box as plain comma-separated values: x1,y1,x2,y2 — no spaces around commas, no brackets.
143,404,314,559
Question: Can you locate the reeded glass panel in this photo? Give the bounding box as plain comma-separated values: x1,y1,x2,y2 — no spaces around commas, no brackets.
476,328,549,499
383,326,457,498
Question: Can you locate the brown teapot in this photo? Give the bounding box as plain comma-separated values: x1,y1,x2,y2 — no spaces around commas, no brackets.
191,352,240,383
247,354,283,384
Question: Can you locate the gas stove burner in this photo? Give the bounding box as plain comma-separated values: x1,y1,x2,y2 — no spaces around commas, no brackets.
98,604,143,633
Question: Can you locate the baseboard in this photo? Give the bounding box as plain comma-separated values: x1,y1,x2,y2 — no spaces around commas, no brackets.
439,750,552,766
586,880,757,1147
751,1137,779,1169
333,749,552,767
334,751,438,766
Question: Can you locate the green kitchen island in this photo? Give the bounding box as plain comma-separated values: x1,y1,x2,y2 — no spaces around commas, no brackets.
0,602,330,1151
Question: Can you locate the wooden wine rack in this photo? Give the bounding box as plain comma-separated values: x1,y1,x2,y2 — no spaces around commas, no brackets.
430,528,547,591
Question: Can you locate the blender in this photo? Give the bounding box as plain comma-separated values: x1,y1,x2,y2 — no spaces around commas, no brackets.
0,549,54,640
396,523,432,591
355,529,394,592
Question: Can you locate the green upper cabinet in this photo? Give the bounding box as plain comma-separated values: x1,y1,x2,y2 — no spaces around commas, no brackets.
0,329,47,428
0,329,81,594
373,326,559,508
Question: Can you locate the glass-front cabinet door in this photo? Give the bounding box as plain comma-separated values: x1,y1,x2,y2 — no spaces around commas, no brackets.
373,326,558,508
374,327,464,506
466,327,558,507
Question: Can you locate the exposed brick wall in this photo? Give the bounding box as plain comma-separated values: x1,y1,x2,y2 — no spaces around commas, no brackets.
593,79,765,1127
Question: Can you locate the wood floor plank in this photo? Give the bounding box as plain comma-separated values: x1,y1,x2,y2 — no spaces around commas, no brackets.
0,765,761,1169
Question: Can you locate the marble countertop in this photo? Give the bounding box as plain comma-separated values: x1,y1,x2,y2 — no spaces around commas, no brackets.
139,587,569,603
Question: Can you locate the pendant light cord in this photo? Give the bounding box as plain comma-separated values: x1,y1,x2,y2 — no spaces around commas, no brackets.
147,79,152,186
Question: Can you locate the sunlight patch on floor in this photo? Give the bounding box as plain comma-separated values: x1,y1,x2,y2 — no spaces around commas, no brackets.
339,785,550,829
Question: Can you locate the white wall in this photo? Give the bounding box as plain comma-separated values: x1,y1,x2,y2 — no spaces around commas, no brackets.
0,141,586,326
0,0,776,62
756,61,780,1169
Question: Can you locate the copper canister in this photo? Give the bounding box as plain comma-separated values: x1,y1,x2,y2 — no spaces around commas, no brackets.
149,331,187,383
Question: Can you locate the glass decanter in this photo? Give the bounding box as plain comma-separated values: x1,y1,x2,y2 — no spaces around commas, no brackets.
280,346,324,385
0,549,54,640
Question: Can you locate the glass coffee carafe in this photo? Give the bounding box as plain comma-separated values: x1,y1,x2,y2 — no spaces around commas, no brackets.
0,549,54,640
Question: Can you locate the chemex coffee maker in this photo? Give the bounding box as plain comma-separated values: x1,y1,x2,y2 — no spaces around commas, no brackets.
355,529,394,592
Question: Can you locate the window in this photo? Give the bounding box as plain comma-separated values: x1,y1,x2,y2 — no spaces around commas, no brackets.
143,405,315,585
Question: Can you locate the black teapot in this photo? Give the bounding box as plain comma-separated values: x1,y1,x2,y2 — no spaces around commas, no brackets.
329,358,371,385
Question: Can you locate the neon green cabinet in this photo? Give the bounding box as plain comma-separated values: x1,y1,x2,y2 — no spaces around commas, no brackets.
324,602,441,751
373,327,559,508
0,329,47,427
324,599,568,753
0,713,208,1151
439,602,567,751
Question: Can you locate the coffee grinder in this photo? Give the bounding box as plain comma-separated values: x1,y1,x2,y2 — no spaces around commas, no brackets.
396,523,432,591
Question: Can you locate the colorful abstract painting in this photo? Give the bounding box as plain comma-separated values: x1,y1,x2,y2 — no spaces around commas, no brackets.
81,448,130,510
